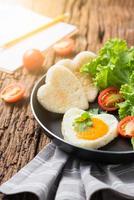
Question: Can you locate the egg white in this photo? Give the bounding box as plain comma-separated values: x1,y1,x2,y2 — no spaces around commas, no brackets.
61,108,118,149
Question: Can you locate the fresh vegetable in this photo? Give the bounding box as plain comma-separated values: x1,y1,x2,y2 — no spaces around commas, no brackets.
81,38,134,119
118,116,134,138
53,38,75,56
118,72,134,119
0,83,25,103
98,87,124,111
23,49,44,72
73,111,93,132
81,38,134,90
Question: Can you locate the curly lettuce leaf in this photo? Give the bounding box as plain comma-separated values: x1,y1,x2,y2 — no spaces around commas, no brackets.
118,72,134,119
81,38,134,90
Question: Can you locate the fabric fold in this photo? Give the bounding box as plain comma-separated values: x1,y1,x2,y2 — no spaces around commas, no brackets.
1,142,134,200
0,143,68,200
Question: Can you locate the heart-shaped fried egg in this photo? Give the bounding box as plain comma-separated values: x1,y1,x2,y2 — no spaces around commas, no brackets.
62,108,118,149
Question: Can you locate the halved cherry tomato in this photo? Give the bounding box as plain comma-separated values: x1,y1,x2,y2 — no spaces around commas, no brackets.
118,116,134,138
23,49,44,72
98,87,124,111
53,38,75,56
0,83,25,103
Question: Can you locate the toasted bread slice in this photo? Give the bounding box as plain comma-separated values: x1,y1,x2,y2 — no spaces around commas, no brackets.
55,59,73,71
73,72,98,102
37,65,89,113
73,51,96,71
72,51,98,102
53,52,98,102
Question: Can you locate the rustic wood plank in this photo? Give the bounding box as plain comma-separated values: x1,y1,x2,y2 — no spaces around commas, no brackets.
1,0,134,200
0,0,67,187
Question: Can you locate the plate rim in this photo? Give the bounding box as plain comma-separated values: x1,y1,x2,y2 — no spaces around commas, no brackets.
30,74,134,156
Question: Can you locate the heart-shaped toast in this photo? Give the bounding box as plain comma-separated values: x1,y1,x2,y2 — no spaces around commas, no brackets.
37,65,89,113
56,51,98,102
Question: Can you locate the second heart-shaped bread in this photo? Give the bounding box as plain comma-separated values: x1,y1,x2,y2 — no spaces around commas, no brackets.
37,65,89,113
55,51,98,102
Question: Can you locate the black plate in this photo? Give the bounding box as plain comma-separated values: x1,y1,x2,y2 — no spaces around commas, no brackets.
30,74,134,164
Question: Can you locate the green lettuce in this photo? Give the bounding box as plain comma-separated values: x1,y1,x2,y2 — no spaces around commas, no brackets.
81,38,134,90
118,72,134,119
81,38,134,119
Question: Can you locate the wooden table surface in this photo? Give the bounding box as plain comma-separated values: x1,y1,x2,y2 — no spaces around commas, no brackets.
0,0,134,199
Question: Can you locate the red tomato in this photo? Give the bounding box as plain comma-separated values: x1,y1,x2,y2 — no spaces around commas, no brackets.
118,116,134,138
0,83,25,103
53,38,75,56
98,87,124,111
23,49,44,72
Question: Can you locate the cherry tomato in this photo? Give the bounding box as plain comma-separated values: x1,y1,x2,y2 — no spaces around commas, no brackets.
53,38,75,56
0,83,25,103
118,116,134,138
23,49,44,72
98,87,124,111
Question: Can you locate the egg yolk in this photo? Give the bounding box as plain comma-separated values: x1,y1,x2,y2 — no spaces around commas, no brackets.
76,118,109,140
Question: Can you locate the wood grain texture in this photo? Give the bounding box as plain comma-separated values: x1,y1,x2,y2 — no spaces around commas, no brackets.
0,0,134,199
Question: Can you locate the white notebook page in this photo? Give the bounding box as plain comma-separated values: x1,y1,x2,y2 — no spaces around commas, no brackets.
0,5,77,73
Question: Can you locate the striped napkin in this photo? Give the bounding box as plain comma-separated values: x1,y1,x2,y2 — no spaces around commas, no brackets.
0,142,134,200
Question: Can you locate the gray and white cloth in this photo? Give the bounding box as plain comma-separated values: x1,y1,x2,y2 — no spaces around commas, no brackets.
0,142,134,200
